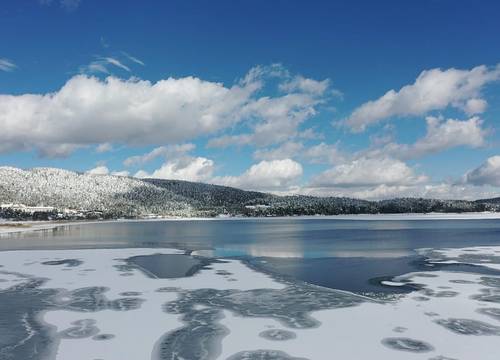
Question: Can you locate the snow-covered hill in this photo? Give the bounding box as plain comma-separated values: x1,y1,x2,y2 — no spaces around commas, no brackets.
0,166,498,219
0,167,193,216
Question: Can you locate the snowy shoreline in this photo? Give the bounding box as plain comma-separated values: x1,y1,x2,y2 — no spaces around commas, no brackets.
1,211,500,236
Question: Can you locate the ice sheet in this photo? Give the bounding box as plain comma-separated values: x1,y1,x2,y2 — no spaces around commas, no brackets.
0,246,500,359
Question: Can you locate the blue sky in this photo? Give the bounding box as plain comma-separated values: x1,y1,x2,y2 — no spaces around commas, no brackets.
1,0,500,199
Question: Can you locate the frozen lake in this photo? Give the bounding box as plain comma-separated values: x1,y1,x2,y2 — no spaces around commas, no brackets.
1,218,500,359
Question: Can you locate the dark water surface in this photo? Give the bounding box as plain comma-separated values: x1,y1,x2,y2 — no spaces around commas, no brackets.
2,218,500,292
127,254,209,278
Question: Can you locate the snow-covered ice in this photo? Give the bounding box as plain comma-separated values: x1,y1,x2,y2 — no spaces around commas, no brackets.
421,246,500,271
0,246,500,359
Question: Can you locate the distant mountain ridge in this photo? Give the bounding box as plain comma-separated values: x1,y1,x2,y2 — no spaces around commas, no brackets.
0,166,499,219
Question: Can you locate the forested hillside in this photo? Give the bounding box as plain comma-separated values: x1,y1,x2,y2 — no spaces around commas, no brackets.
0,167,498,220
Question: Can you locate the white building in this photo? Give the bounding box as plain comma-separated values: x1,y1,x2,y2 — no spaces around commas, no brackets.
1,203,55,213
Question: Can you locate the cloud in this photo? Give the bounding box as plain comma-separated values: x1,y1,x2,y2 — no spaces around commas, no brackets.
240,63,289,86
0,58,16,72
301,143,498,200
366,116,488,160
206,134,253,148
84,62,109,74
130,143,214,182
464,98,487,115
279,76,330,95
0,74,251,156
103,57,130,72
254,141,346,165
0,66,328,157
135,156,215,182
407,116,487,157
38,144,85,158
81,57,131,74
208,93,325,148
85,166,129,177
345,64,500,131
124,144,195,167
302,151,500,200
245,94,323,146
208,66,331,148
86,165,109,175
297,128,325,140
253,142,304,161
213,159,303,191
303,142,346,165
96,143,113,153
465,155,500,187
122,52,145,66
302,182,498,201
310,157,427,188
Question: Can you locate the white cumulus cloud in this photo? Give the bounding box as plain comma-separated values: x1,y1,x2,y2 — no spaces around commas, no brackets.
463,98,488,115
310,157,427,188
345,64,500,131
213,159,303,191
0,74,250,156
0,66,328,157
135,156,215,182
366,116,488,160
208,92,326,148
303,142,346,165
86,165,110,175
302,182,498,201
408,116,487,157
124,144,196,167
465,155,500,187
207,66,331,149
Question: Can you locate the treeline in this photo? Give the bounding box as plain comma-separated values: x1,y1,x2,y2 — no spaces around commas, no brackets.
143,180,500,216
239,197,496,216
